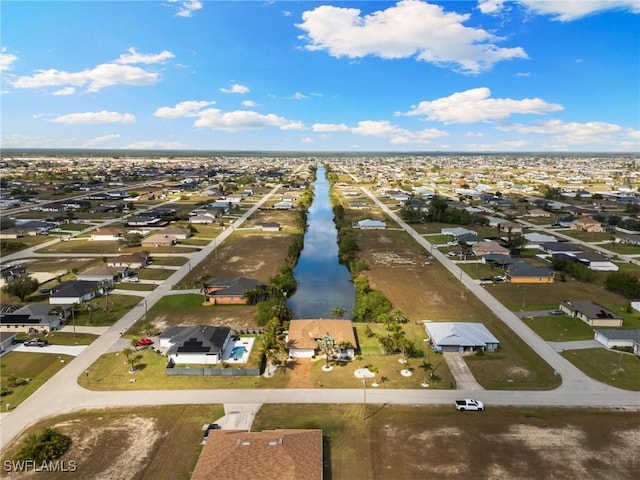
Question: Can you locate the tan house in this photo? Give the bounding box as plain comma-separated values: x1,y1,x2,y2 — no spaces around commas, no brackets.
472,241,510,256
107,252,150,269
559,300,623,327
192,429,323,480
141,234,176,247
287,319,357,359
90,227,126,241
203,277,261,305
158,226,192,240
570,217,604,233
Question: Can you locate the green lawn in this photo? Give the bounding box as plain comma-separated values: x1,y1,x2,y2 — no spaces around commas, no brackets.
137,268,176,281
1,352,74,408
71,294,142,326
523,315,596,341
149,256,189,266
562,348,640,391
115,282,157,291
605,243,640,255
17,332,97,346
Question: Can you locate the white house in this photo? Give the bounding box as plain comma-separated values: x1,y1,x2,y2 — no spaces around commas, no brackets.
353,219,386,229
424,322,499,353
594,329,640,356
49,280,101,305
160,326,231,365
90,227,125,241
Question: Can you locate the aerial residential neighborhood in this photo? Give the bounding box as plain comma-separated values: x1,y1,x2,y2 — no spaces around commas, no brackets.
2,0,639,474
0,150,639,478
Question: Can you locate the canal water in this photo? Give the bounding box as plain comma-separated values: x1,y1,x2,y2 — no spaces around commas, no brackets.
287,166,355,319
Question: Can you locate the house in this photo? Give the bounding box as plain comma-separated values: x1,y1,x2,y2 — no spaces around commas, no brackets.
158,226,192,240
456,232,484,245
559,300,623,327
0,227,24,239
614,233,640,245
523,232,558,247
160,325,231,365
423,322,499,353
274,201,294,210
570,217,605,233
107,252,149,269
203,277,261,305
594,329,640,356
191,429,323,480
540,242,584,255
526,208,551,218
189,215,216,225
472,241,510,257
77,265,127,283
0,304,62,333
498,221,523,234
482,254,516,268
90,227,125,242
141,234,176,247
441,227,477,239
125,214,166,228
256,222,282,232
352,219,386,230
505,262,554,283
287,319,357,359
49,280,100,305
348,201,369,210
0,264,28,288
569,252,618,272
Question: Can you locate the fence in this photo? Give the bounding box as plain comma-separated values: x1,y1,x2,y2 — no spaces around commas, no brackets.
166,367,261,376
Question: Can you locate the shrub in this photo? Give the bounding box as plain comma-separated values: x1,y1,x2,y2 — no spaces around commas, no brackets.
15,427,71,464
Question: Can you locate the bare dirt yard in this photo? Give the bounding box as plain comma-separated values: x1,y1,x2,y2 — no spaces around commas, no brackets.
254,404,640,480
1,405,223,480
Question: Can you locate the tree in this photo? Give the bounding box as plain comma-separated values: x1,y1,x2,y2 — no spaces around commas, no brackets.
2,275,39,301
84,300,98,324
317,334,337,368
605,272,640,299
15,427,71,464
331,306,346,319
419,360,434,385
122,347,137,372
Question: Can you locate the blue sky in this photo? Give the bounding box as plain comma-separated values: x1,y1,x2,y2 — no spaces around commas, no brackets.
1,0,639,152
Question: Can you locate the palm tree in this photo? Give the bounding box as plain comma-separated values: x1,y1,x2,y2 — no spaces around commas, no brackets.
390,308,407,324
84,301,98,324
317,334,337,368
419,360,434,386
331,306,346,319
122,347,137,372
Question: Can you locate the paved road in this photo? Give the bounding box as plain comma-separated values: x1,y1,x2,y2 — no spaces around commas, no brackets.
359,186,638,397
443,353,483,391
0,185,282,451
2,182,640,453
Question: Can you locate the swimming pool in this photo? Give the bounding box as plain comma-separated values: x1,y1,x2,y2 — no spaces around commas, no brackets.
231,346,246,360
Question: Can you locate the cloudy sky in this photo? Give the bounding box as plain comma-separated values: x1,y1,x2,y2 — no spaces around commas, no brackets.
1,0,639,152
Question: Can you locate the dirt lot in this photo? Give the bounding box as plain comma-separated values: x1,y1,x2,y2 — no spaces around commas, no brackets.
1,405,222,480
5,405,637,480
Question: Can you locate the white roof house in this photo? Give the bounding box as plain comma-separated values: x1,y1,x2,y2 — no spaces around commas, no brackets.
424,322,499,353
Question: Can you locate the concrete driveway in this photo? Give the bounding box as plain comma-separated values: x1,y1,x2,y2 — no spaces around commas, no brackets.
11,344,87,356
443,353,484,391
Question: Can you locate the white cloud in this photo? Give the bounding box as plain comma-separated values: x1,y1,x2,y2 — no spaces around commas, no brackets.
400,87,563,123
220,83,250,94
351,120,448,144
292,92,307,100
115,47,174,65
154,100,215,118
297,0,528,74
312,123,350,133
478,0,506,14
168,0,203,18
0,133,76,148
499,119,624,144
0,47,18,71
83,134,121,147
465,131,484,137
52,87,76,96
628,130,640,139
516,72,531,77
242,100,258,108
13,62,161,93
52,111,136,124
480,0,639,21
156,99,305,132
501,140,527,147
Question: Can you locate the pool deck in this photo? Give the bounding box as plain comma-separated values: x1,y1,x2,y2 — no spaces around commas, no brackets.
222,337,255,364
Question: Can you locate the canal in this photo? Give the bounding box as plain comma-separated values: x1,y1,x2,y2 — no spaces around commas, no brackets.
287,166,355,319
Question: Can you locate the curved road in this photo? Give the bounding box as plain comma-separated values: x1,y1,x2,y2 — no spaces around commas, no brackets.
2,183,639,453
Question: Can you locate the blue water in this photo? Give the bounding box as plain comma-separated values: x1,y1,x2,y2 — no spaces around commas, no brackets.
231,346,246,360
287,167,355,319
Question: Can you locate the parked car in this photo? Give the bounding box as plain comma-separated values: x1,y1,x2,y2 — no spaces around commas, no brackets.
24,338,48,347
454,399,484,411
135,338,153,347
203,423,221,439
549,310,564,315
